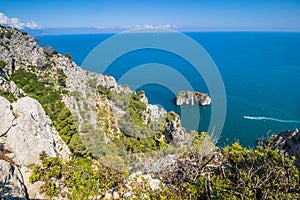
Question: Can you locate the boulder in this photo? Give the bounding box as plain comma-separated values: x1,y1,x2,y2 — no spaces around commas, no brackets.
0,96,70,166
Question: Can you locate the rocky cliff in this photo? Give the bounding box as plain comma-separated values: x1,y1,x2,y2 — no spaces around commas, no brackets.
0,25,191,199
176,90,211,106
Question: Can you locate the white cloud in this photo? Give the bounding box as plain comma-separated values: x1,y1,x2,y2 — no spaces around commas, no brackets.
26,21,40,29
0,13,40,29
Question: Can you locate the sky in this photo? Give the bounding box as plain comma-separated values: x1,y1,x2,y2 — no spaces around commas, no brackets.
1,0,300,32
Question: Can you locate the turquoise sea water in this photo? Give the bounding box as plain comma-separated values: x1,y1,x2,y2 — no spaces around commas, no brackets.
37,32,300,147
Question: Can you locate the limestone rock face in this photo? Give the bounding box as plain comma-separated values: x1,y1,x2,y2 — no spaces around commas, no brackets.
0,97,15,137
0,96,70,166
268,128,300,164
164,112,186,143
19,166,45,200
176,91,211,106
0,26,45,75
147,104,166,122
0,160,28,199
0,77,25,101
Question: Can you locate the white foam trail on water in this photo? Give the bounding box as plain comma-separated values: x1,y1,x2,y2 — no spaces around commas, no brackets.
243,116,300,123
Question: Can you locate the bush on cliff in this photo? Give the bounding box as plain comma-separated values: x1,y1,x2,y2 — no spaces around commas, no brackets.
158,141,300,200
30,154,126,199
0,60,5,70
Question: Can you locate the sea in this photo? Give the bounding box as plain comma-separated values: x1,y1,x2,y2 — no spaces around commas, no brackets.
36,32,300,147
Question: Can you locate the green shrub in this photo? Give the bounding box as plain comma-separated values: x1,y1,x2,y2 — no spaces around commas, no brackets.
57,69,67,87
5,30,13,39
97,84,112,100
0,89,17,102
0,60,6,70
30,156,126,199
166,111,176,122
158,142,300,199
65,53,72,60
128,92,147,126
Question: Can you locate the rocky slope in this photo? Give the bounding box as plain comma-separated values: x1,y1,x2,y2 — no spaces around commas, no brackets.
0,25,192,199
176,90,211,106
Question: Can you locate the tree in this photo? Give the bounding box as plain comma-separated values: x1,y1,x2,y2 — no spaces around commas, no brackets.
65,53,72,60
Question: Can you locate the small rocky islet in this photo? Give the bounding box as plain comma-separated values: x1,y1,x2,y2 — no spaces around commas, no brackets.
175,90,211,106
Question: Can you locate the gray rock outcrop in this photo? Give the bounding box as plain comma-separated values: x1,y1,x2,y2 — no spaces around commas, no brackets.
0,96,70,166
268,128,300,164
0,97,15,138
147,104,166,122
0,160,28,199
0,26,45,76
176,91,211,106
164,112,186,143
19,166,45,200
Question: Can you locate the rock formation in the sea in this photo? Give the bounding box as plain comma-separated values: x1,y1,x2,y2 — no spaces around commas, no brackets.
175,91,211,106
267,128,300,164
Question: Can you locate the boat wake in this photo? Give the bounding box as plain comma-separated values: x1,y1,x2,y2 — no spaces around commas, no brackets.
243,116,300,123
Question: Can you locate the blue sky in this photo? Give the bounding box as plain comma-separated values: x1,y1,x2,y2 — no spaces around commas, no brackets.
1,0,300,31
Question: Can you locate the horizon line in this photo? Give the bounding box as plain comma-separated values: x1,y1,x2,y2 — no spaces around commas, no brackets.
28,27,300,36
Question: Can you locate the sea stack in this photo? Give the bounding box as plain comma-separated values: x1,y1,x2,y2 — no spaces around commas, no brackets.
175,91,211,106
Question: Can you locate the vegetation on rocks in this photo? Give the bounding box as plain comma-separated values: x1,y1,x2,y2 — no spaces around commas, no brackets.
157,141,300,200
119,103,167,157
29,135,300,199
128,92,147,126
0,89,17,102
97,84,112,100
30,153,126,199
0,60,5,70
10,68,87,157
